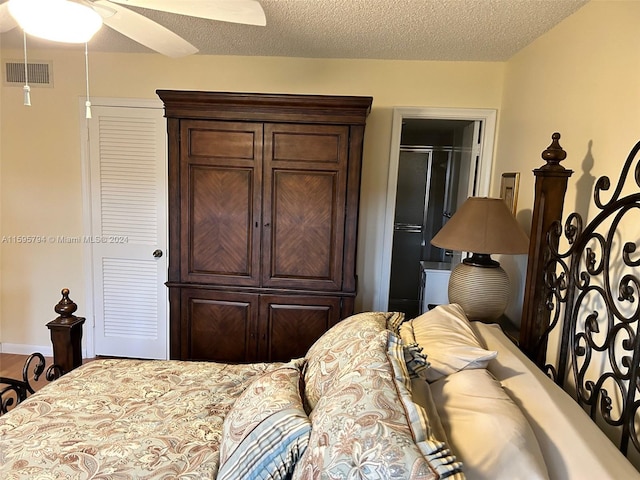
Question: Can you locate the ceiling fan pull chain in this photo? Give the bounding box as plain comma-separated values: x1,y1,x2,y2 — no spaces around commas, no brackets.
84,42,92,119
22,30,30,106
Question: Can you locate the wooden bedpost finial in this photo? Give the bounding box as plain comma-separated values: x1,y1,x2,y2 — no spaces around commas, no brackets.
54,288,78,320
47,288,85,374
521,132,573,365
541,132,567,167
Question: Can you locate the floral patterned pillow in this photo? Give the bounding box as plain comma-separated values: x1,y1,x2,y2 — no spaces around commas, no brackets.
293,330,464,480
303,311,397,409
218,360,311,480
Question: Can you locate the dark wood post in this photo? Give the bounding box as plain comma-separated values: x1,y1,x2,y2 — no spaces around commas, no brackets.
46,289,85,374
520,133,573,365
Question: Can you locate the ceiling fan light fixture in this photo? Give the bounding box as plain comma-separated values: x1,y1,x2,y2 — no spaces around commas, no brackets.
9,0,103,43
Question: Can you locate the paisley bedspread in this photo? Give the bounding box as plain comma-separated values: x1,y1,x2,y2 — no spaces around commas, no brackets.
0,358,282,479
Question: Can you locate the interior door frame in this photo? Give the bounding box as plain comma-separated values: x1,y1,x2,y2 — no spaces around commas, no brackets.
79,97,167,359
375,107,497,311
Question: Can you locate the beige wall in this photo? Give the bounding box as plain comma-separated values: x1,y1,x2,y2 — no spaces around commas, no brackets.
495,0,640,322
0,50,504,350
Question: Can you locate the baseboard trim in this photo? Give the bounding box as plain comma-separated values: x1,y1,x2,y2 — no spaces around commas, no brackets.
0,343,53,357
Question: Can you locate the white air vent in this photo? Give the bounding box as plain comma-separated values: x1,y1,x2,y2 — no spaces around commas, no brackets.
3,60,53,87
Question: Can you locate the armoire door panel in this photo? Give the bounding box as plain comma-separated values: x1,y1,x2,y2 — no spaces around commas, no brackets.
182,289,258,362
258,295,342,362
187,165,255,278
188,129,258,160
267,123,349,165
265,170,344,288
262,124,348,290
180,120,262,286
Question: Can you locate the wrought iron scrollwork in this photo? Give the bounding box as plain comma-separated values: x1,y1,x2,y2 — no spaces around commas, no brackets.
0,353,63,415
594,141,640,210
538,139,640,458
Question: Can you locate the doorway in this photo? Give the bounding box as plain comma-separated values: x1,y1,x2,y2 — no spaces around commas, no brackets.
377,107,496,315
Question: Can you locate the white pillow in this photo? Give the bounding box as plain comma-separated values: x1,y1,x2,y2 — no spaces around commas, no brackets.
430,368,549,480
400,303,497,382
472,322,640,480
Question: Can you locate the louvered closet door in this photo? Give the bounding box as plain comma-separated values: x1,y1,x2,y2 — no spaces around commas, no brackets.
88,105,168,359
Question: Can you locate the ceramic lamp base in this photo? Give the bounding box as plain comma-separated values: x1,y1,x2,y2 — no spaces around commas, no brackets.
448,261,509,321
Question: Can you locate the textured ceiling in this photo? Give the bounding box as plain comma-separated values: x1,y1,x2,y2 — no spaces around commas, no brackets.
0,0,589,61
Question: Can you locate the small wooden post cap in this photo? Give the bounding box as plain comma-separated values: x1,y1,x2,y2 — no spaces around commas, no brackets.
541,132,567,166
55,288,77,316
51,288,80,325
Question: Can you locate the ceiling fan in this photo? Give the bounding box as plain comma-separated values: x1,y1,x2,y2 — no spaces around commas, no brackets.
0,0,266,57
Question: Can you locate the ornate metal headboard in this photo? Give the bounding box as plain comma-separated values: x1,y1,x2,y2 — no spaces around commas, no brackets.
523,134,640,459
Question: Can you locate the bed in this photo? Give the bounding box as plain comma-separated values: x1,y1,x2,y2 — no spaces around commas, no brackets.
1,133,640,479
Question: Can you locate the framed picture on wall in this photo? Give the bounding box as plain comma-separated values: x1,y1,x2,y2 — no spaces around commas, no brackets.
500,172,520,215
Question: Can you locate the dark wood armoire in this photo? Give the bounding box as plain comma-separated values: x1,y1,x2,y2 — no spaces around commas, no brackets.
156,90,373,363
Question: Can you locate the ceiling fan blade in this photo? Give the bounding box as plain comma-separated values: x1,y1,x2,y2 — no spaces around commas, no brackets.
108,0,266,26
0,2,18,33
95,0,198,57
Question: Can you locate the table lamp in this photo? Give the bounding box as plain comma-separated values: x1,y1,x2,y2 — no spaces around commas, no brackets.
430,197,529,321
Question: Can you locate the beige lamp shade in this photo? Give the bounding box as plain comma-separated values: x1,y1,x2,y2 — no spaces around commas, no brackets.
430,197,529,321
431,197,529,255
